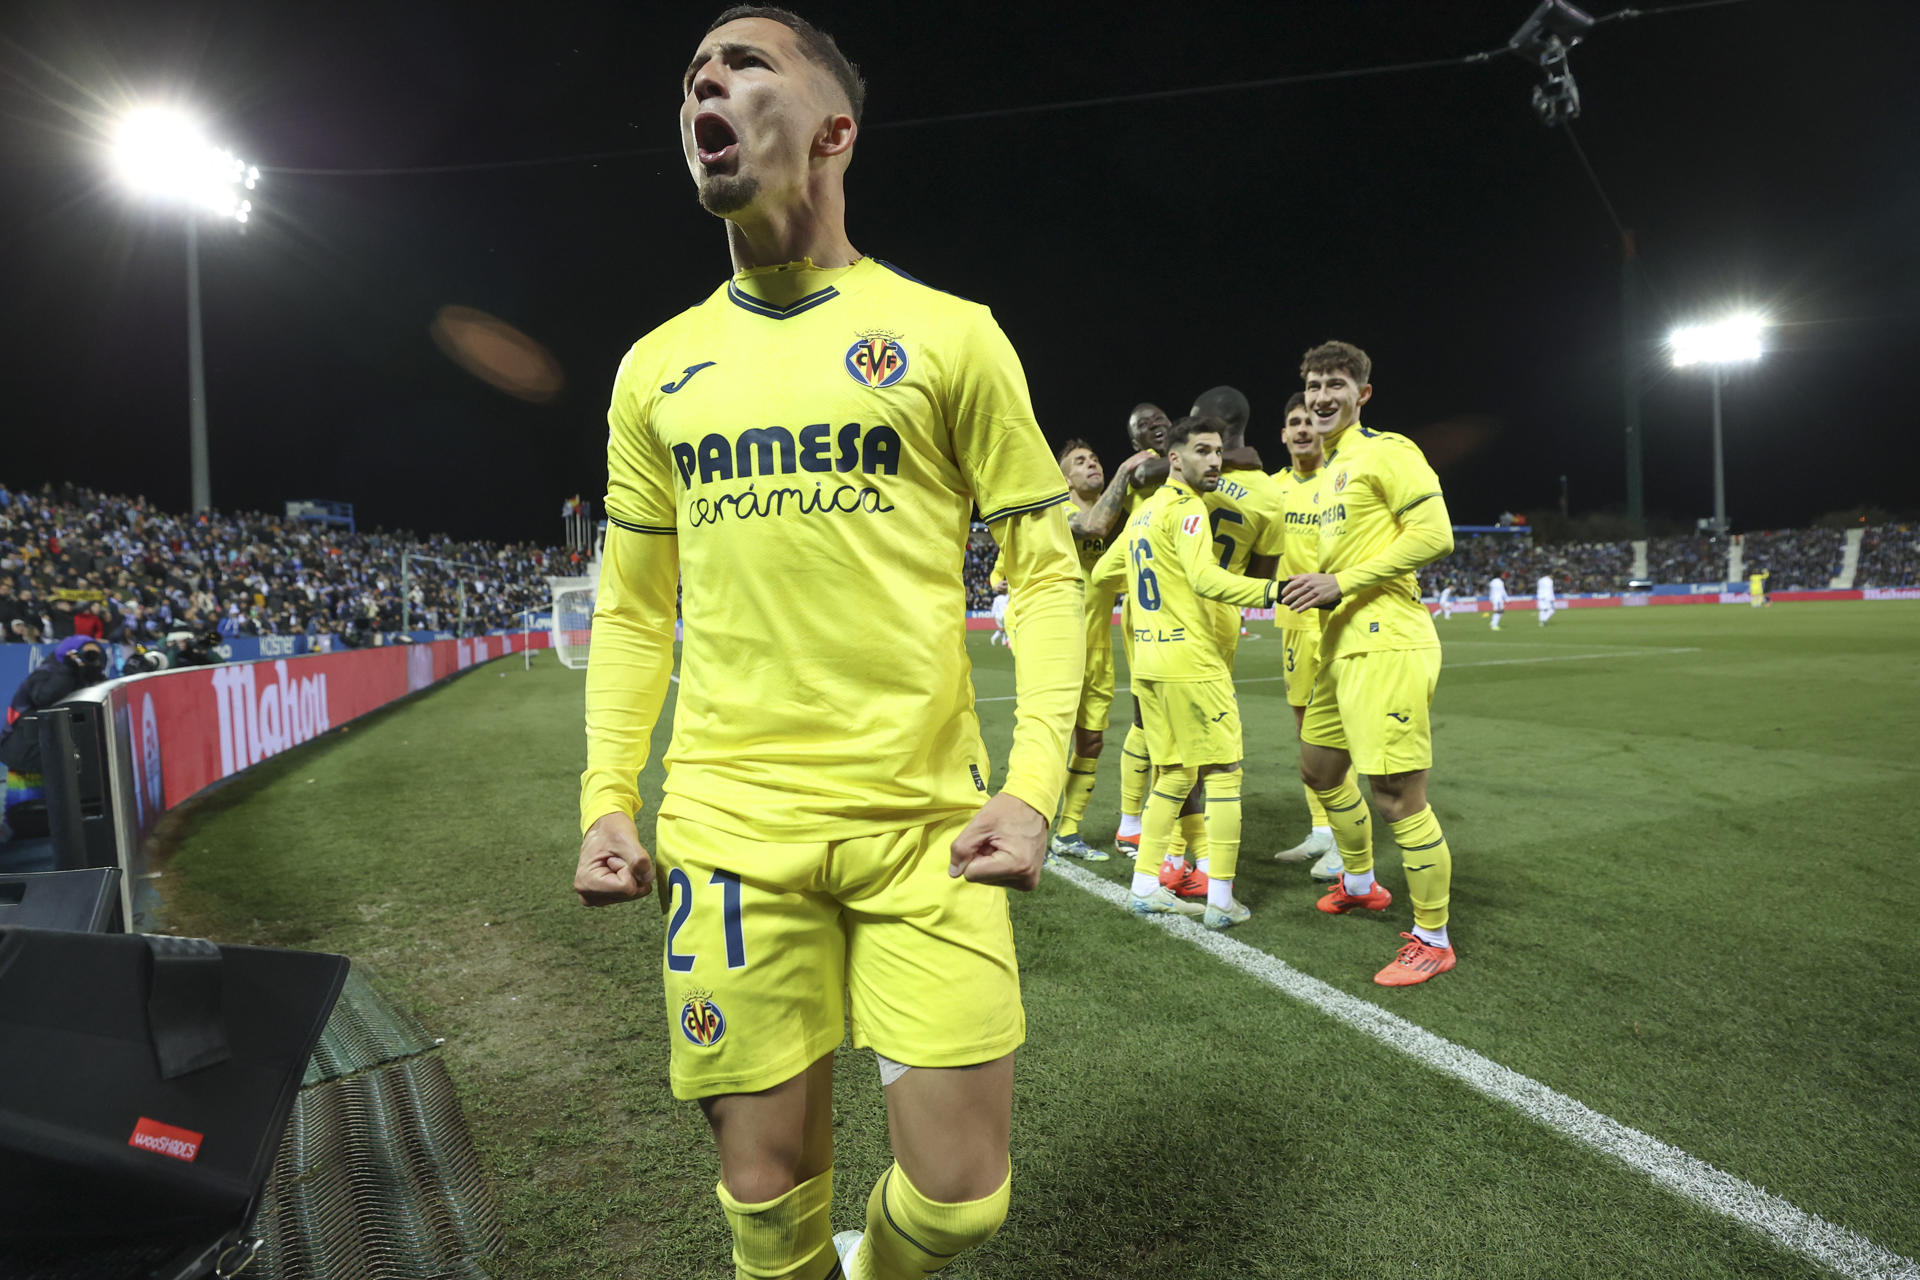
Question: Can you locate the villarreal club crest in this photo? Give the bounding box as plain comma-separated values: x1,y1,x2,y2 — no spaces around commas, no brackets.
680,990,726,1047
846,331,909,389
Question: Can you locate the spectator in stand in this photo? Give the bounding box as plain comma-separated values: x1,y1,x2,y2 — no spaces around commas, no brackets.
0,479,570,644
1739,528,1844,591
1857,524,1919,588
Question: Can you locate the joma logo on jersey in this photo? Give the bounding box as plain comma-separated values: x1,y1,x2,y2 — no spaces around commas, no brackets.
846,333,909,389
671,423,903,489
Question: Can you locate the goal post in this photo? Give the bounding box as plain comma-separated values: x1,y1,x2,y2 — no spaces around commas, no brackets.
548,576,596,671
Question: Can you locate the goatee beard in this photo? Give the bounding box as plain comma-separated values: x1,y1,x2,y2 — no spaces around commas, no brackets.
699,174,760,216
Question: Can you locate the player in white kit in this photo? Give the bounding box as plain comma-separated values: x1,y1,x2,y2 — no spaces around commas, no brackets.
1536,574,1555,626
1438,584,1456,619
1488,572,1507,630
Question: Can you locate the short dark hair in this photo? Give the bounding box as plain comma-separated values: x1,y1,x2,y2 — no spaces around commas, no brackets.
1190,386,1249,442
707,6,867,124
1284,391,1307,415
1300,340,1371,386
1057,437,1096,465
1167,415,1225,449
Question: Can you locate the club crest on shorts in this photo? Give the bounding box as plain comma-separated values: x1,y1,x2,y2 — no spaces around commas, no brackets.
680,990,727,1047
846,331,909,389
1332,470,1349,494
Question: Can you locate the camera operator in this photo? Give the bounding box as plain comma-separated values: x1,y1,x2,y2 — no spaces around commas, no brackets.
164,627,225,668
1,636,110,844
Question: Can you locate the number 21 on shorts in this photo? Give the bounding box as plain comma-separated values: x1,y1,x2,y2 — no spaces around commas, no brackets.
665,868,747,972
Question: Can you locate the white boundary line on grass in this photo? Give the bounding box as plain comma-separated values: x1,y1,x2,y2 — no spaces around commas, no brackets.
974,645,1701,701
1045,860,1920,1280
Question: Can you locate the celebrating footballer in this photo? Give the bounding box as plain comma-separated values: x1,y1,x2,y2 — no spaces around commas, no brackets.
573,8,1085,1277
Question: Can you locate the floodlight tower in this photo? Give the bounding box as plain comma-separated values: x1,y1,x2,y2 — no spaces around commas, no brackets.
111,108,259,514
1669,313,1765,535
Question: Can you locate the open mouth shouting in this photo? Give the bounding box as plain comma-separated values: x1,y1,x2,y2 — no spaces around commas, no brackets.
693,111,739,169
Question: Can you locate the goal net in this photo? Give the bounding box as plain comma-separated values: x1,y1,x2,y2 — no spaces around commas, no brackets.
549,578,596,671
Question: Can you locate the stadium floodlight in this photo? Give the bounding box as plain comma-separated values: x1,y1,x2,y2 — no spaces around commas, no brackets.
1669,314,1765,369
110,107,260,514
1669,312,1767,535
112,108,258,221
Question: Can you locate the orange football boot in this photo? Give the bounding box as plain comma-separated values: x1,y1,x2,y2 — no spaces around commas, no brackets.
1373,933,1457,986
1315,878,1392,914
1159,860,1209,899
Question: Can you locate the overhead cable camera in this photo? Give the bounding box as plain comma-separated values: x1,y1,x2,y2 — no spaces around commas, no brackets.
1508,0,1596,127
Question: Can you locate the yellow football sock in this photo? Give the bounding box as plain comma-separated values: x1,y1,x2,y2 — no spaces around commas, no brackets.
1119,724,1151,822
1390,805,1453,931
1312,776,1373,876
1305,767,1356,828
1178,810,1208,864
1202,769,1242,882
1138,765,1196,877
851,1162,1010,1279
715,1168,837,1280
1058,754,1098,836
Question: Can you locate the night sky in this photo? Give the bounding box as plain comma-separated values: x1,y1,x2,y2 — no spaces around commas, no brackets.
3,0,1915,546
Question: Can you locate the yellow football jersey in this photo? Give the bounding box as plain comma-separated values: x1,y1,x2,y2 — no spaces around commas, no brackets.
1124,480,1278,682
1272,464,1324,632
1206,466,1287,576
1316,423,1443,659
1202,465,1286,647
1114,476,1163,665
586,256,1074,839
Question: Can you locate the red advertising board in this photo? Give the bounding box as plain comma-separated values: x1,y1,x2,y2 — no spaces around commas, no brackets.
112,634,541,843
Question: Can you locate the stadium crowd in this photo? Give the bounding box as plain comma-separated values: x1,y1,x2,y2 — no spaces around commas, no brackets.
960,518,1913,604
0,481,578,648
1856,524,1919,588
1739,526,1846,591
1645,534,1729,587
1427,536,1631,596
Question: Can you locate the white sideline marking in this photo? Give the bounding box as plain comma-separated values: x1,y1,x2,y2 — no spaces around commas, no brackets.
973,646,1700,702
1046,859,1919,1280
1447,645,1700,669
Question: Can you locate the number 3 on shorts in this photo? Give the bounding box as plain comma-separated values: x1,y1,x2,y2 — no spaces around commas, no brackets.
665,868,747,973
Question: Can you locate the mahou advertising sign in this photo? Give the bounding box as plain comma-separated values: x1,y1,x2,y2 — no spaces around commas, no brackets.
97,634,538,928
124,637,515,810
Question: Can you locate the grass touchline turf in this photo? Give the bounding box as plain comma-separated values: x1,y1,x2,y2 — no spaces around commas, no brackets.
1045,860,1920,1280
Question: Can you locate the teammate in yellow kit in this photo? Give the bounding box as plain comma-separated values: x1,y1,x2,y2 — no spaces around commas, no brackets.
1049,439,1155,861
572,11,1084,1277
1269,392,1349,882
1191,385,1285,661
1112,403,1176,859
1280,341,1461,986
1098,417,1282,929
1142,384,1284,897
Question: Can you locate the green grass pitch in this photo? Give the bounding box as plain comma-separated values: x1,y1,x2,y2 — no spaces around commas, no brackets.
156,602,1920,1278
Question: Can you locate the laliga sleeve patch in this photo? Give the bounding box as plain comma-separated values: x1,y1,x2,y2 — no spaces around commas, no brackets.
1181,514,1204,536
